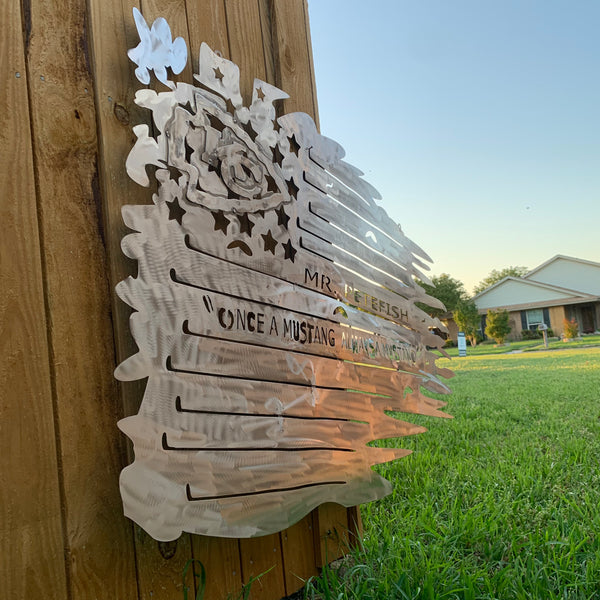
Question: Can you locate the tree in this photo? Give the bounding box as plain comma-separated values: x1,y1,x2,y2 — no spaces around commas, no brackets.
454,299,480,346
485,309,511,344
416,273,467,318
473,266,529,296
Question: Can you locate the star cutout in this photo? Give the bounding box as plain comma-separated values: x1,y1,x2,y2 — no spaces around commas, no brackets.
265,174,279,193
166,197,186,226
213,67,224,81
287,177,299,199
272,144,285,168
237,213,255,235
261,230,277,254
256,86,265,101
288,134,300,157
207,157,220,173
276,206,290,229
282,239,297,262
212,211,230,234
225,98,237,116
207,112,225,132
166,165,181,183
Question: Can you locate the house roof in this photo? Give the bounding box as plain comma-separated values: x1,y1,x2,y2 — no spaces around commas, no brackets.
473,275,598,314
473,254,600,313
525,254,600,279
524,254,600,296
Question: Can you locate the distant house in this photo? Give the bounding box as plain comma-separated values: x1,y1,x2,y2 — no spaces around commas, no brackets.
473,255,600,340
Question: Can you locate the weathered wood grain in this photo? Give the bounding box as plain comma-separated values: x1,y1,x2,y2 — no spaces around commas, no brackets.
87,0,150,375
186,0,230,68
192,535,243,599
24,0,138,596
346,505,363,542
224,0,267,103
0,1,67,598
271,0,318,119
301,0,320,130
257,0,276,86
1,0,371,598
240,534,287,600
87,0,198,596
134,531,194,600
280,514,319,594
314,503,351,565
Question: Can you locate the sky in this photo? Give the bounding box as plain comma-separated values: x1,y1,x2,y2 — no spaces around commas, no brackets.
307,0,600,295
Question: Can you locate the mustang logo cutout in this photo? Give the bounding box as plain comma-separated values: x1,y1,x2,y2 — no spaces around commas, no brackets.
116,8,452,541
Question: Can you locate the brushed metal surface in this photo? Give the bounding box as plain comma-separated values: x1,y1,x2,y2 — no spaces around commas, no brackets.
116,10,452,541
128,8,187,89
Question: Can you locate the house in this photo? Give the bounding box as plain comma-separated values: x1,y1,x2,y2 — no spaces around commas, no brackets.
473,255,600,340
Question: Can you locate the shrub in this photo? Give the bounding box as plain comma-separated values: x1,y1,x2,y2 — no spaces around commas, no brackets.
485,309,511,344
563,318,579,339
521,329,541,340
453,299,480,346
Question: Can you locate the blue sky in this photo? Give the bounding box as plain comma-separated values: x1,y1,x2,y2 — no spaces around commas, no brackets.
307,0,600,294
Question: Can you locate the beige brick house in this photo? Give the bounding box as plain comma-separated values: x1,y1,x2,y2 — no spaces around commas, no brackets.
472,255,600,340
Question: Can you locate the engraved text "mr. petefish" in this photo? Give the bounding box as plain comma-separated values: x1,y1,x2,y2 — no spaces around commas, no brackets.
344,285,408,323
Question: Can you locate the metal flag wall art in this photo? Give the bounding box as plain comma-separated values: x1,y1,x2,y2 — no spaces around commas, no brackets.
115,8,453,541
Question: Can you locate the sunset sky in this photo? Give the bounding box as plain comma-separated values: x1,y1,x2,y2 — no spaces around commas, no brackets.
307,0,600,294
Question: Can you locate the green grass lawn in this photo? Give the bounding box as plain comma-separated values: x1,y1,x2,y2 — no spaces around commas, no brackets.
442,339,543,357
443,334,600,357
305,348,600,599
523,335,600,353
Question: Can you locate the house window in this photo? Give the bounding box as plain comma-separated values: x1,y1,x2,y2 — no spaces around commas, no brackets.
526,309,544,330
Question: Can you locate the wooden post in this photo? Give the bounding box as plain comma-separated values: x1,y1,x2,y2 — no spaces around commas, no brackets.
1,0,361,599
1,1,67,597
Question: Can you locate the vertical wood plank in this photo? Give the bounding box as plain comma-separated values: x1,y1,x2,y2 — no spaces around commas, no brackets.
87,0,150,379
185,0,230,70
87,0,197,597
133,531,194,600
313,503,351,566
192,536,243,600
280,514,319,595
239,534,286,600
257,0,276,86
347,506,364,539
134,533,196,599
270,0,319,120
224,0,267,103
23,0,139,597
183,7,247,595
219,5,289,594
301,0,320,130
0,1,68,598
183,1,247,591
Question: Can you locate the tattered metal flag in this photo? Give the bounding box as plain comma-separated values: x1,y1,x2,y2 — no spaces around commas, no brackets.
115,8,452,541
